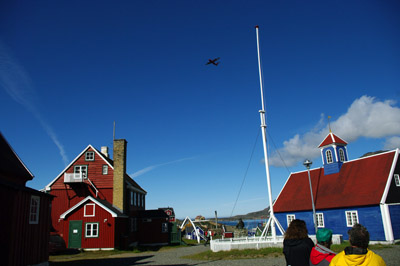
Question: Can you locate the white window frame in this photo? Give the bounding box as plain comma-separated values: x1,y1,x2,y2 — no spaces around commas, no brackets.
316,213,325,228
85,223,99,238
29,195,40,224
74,165,88,179
287,214,295,226
346,211,359,227
85,151,95,161
339,148,345,162
84,203,95,217
102,165,108,175
326,150,333,164
394,174,400,187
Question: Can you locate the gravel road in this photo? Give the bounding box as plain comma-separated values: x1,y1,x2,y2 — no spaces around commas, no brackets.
50,244,400,266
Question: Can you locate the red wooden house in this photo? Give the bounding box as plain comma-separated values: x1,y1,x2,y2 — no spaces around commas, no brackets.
45,139,169,250
0,132,53,266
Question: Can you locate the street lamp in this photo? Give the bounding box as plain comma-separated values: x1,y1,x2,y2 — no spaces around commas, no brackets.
303,159,318,235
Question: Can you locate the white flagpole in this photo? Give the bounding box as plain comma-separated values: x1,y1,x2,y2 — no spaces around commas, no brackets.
255,25,285,241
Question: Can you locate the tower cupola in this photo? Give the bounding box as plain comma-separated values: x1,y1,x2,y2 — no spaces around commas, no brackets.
318,132,348,175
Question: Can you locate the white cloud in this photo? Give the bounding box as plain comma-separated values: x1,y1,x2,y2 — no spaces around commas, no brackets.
269,95,400,167
0,42,69,166
384,136,400,150
131,157,196,178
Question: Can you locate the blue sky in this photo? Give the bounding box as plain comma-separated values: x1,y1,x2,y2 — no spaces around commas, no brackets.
1,1,399,219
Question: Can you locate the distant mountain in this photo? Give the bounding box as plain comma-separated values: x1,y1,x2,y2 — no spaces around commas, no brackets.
217,207,270,221
360,150,388,158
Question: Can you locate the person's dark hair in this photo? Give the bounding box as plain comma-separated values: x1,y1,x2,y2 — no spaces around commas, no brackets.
348,224,369,249
284,219,309,240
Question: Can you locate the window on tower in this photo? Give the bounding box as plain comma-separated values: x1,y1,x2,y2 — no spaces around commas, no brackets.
326,150,333,164
339,148,345,162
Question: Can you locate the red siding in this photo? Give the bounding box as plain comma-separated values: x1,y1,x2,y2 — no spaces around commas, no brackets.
63,201,115,249
52,147,114,190
1,185,52,266
50,188,113,234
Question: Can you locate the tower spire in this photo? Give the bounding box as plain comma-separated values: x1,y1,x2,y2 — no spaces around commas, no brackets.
328,116,332,133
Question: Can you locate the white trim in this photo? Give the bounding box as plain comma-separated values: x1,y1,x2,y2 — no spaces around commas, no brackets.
326,149,333,164
380,204,394,243
60,196,126,219
316,213,325,228
345,210,359,227
85,151,95,161
286,214,295,226
332,144,338,162
380,149,399,204
45,145,114,190
85,222,99,237
29,195,40,224
84,203,95,217
394,174,400,187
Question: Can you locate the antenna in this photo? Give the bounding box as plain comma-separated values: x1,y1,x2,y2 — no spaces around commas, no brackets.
113,121,116,140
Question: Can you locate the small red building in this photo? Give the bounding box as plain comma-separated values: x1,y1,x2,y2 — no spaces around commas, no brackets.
0,132,53,266
45,138,172,249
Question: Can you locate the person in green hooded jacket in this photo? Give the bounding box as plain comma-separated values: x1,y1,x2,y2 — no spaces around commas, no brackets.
330,224,386,266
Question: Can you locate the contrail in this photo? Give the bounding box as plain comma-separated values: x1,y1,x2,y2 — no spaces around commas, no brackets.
131,157,196,178
0,41,69,166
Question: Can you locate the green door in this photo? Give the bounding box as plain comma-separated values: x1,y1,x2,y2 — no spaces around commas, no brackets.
68,220,82,248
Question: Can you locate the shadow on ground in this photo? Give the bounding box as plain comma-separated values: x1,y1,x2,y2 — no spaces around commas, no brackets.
49,255,193,266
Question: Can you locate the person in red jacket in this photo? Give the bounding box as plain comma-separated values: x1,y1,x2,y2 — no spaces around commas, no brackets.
309,228,336,266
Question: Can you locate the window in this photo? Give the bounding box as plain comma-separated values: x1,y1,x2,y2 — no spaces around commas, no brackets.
346,211,359,227
339,148,345,162
130,191,134,206
84,203,95,217
134,192,137,206
326,150,333,164
316,213,324,228
138,193,141,207
287,214,295,226
102,165,108,175
74,165,87,179
85,223,99,237
162,223,168,233
394,174,400,187
141,194,145,207
29,196,40,224
85,151,94,161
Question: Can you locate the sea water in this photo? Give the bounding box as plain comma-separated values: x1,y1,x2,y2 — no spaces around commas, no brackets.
219,219,267,229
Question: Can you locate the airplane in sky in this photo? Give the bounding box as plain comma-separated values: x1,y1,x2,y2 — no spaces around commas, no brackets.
206,57,220,66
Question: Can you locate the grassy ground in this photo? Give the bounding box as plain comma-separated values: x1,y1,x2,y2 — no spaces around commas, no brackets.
182,241,394,261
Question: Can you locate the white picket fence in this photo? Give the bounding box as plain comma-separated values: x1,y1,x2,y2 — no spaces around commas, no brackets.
210,234,343,252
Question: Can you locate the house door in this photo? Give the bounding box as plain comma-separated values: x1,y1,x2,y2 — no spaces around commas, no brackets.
68,220,82,248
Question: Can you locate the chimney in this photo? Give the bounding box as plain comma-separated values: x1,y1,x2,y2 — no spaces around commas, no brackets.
113,139,127,213
101,146,109,158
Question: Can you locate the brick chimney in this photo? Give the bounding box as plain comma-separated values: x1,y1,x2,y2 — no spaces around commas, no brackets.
113,139,127,213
